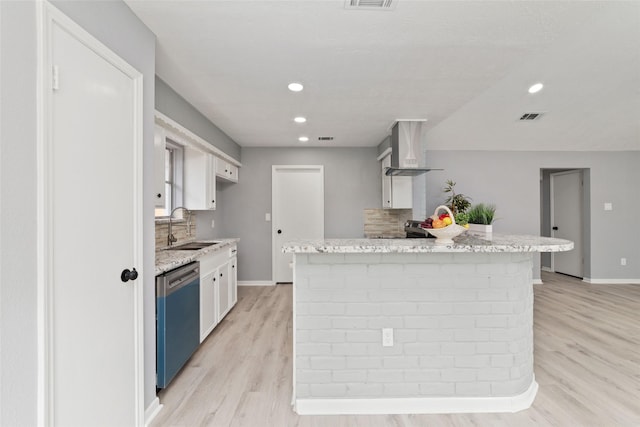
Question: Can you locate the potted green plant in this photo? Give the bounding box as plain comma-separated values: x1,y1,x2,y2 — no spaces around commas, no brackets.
443,180,472,216
467,203,496,234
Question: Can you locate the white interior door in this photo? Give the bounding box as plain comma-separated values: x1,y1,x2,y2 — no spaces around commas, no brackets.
551,170,583,278
272,166,324,283
41,6,143,426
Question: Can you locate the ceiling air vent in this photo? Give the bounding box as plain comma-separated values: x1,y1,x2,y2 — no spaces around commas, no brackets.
518,112,545,121
345,0,395,10
318,136,334,141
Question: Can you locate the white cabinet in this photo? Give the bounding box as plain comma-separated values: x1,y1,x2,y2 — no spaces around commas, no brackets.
215,156,239,183
198,244,238,341
381,153,412,209
184,147,216,210
153,125,166,207
199,269,218,342
217,261,230,321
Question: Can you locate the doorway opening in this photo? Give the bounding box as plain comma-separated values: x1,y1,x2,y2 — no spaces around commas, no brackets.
540,168,591,280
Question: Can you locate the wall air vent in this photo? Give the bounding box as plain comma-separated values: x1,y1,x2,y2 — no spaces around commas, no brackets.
518,112,545,121
345,0,395,10
318,136,334,141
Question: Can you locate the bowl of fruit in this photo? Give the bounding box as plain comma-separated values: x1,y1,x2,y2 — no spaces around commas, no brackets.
419,205,467,245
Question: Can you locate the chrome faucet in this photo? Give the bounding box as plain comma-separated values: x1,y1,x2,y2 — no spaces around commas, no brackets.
168,206,192,246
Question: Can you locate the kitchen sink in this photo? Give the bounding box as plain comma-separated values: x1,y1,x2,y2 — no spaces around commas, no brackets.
169,241,219,251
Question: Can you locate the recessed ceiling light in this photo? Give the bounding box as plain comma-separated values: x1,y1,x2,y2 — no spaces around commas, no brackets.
288,82,304,92
294,116,307,123
298,136,309,142
528,83,544,94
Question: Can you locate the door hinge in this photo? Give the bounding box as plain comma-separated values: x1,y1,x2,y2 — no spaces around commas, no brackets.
52,65,60,91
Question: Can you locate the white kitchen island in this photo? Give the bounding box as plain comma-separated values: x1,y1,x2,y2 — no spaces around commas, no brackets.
282,234,573,415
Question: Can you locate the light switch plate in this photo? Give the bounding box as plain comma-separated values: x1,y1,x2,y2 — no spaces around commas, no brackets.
604,202,613,211
265,213,271,221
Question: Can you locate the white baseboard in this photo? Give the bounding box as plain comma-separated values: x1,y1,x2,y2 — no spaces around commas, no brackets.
532,279,543,285
541,266,553,273
583,278,640,285
144,397,163,427
295,379,538,415
238,280,275,286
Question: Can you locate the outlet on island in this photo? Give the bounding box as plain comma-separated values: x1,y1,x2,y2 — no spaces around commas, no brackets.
382,328,394,347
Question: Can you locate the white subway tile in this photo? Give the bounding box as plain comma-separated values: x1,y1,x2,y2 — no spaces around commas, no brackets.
332,370,367,383
345,303,381,316
454,355,491,368
384,383,420,396
383,356,420,369
455,382,491,396
310,383,347,397
310,330,346,343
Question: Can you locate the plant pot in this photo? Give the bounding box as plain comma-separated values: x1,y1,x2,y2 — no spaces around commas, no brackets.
468,223,493,235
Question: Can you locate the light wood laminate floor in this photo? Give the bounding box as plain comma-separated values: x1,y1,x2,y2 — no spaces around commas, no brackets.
151,272,640,426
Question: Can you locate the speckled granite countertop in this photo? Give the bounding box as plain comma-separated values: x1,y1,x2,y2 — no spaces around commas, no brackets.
282,234,573,254
155,238,239,275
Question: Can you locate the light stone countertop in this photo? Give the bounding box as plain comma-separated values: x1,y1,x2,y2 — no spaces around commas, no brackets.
155,238,239,275
282,233,573,254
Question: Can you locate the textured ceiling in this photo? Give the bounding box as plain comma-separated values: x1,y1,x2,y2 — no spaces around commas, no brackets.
126,0,640,151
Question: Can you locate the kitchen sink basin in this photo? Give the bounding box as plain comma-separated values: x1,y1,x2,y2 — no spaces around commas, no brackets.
169,241,219,251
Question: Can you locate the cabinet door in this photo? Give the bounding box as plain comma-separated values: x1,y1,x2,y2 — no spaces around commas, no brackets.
154,126,166,207
217,261,230,321
230,256,237,306
184,148,216,210
199,270,217,342
381,154,392,208
206,154,217,210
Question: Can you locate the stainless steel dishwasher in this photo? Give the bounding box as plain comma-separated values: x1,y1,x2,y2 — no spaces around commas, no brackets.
156,261,200,388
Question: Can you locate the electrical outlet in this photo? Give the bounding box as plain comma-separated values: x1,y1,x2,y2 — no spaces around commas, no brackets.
265,213,271,222
604,202,613,211
382,328,394,347
621,258,627,266
211,219,215,228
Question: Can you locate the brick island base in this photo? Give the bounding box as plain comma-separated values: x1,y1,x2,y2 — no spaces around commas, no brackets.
292,252,538,415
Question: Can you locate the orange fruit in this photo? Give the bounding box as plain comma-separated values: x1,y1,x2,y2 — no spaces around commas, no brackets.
432,219,445,229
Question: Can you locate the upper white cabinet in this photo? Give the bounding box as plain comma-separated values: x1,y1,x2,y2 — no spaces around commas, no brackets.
184,148,216,210
215,156,239,183
381,152,412,209
154,111,242,212
153,125,166,207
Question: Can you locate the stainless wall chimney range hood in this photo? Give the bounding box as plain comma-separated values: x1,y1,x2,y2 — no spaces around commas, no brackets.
385,120,441,176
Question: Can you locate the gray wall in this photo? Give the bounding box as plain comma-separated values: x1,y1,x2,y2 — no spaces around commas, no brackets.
0,1,157,423
213,147,381,281
416,150,640,282
156,77,241,160
1,2,38,424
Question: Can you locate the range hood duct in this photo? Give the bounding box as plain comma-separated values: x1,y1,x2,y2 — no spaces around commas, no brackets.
385,120,441,176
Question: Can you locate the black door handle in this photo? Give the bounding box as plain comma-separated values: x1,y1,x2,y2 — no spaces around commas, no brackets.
277,229,282,234
552,226,558,230
120,268,138,283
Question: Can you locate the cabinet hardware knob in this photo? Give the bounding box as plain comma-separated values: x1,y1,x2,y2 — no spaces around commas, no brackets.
277,229,282,234
156,193,162,198
552,226,558,230
120,268,138,283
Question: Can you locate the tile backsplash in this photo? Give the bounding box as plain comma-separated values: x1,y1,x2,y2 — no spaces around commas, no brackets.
155,212,197,250
363,208,413,238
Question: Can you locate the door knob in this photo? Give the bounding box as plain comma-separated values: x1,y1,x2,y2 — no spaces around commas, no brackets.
120,268,138,283
277,229,282,234
552,226,558,230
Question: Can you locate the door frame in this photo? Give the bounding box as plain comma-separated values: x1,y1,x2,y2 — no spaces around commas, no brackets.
549,169,584,276
272,165,324,284
36,3,144,425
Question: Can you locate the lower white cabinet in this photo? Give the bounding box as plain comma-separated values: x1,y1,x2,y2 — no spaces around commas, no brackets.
199,244,238,342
